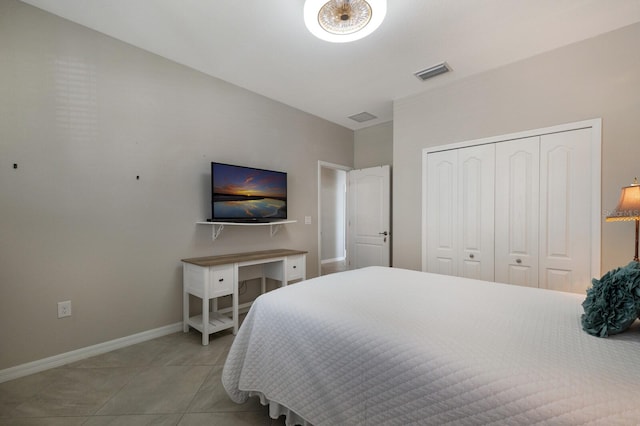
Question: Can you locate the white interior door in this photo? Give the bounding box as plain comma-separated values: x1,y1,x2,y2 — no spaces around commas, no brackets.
539,128,592,293
347,165,391,269
422,119,601,294
458,144,495,281
425,150,458,276
425,146,494,281
495,136,540,287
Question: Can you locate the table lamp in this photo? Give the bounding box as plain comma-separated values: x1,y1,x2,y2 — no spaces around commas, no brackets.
606,178,640,262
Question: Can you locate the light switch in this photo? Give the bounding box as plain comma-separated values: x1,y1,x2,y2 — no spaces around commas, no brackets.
304,216,312,225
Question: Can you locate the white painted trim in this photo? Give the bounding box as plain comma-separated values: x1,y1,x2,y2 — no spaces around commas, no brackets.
0,322,183,383
423,118,601,155
321,256,346,264
590,119,602,278
421,118,602,278
421,150,430,272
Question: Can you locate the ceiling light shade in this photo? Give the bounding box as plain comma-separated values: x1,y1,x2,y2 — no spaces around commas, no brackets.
304,0,387,43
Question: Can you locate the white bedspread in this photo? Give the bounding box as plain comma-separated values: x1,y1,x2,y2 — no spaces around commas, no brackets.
222,267,640,425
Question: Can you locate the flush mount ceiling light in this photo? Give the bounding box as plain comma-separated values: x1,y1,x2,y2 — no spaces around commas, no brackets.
304,0,387,43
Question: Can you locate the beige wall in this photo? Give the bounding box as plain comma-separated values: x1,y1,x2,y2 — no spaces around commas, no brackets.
354,121,393,169
393,23,640,276
0,1,353,370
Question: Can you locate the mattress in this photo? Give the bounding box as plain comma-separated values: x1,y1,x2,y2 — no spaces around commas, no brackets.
222,266,640,425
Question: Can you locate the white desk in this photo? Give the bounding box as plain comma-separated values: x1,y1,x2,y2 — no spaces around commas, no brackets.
182,249,307,345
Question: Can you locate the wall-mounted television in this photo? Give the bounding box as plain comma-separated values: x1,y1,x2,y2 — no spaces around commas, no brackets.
211,162,287,222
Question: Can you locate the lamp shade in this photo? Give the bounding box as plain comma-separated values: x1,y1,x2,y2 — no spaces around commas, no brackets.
606,180,640,222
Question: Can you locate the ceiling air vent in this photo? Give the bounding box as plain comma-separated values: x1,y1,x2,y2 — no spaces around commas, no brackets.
348,112,377,123
414,62,451,81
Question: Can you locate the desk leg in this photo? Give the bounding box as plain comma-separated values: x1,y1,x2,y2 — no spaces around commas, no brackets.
182,284,189,333
202,295,209,346
233,264,239,335
282,258,288,287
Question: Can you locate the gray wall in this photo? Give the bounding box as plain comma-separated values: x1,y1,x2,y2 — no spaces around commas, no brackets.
0,1,353,370
393,23,640,275
354,121,393,169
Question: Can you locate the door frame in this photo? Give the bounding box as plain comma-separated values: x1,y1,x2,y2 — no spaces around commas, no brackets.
318,161,352,276
421,118,602,278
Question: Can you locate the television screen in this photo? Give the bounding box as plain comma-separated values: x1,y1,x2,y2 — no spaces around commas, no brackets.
211,162,287,222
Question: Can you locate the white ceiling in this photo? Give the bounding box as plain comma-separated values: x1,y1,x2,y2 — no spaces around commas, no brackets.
19,0,640,130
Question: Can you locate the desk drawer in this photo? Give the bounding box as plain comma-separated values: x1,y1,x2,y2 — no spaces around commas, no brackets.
209,265,234,297
287,255,305,281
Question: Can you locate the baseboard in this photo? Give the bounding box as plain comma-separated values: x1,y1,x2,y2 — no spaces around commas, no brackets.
0,322,183,383
321,256,346,264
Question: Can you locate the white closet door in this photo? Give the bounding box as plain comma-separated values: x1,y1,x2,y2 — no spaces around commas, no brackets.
423,119,600,292
426,150,458,276
495,137,540,287
539,128,592,293
458,144,495,281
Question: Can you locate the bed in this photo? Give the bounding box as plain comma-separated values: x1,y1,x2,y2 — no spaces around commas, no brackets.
222,266,640,425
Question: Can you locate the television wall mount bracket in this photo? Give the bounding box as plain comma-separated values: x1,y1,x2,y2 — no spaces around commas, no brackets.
196,221,297,241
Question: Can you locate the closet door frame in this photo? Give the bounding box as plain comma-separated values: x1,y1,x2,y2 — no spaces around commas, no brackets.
421,118,602,281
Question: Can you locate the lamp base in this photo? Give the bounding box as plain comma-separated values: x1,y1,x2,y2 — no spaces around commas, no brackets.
634,219,639,262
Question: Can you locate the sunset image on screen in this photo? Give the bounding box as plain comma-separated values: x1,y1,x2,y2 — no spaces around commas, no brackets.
212,164,287,219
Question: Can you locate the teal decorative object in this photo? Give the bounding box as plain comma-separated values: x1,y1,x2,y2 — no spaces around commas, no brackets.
581,261,640,337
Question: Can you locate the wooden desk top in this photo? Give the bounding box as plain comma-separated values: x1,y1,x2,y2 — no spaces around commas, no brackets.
181,249,307,267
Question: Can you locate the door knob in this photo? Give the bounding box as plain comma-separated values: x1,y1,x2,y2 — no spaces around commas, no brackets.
378,231,388,236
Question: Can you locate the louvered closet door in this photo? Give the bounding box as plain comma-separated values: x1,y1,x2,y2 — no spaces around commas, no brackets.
539,128,592,293
426,150,458,276
494,137,540,287
458,144,495,281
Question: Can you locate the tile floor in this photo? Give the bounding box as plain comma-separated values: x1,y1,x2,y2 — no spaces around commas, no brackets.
0,329,286,425
320,259,347,276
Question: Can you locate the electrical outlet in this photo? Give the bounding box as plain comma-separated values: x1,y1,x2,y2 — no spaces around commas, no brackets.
57,300,72,318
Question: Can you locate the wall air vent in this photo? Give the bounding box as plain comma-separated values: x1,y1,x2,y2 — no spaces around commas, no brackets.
348,112,377,123
414,62,451,81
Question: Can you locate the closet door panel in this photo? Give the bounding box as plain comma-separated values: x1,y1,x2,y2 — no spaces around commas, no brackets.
494,137,540,287
539,128,592,293
426,150,457,276
545,269,573,292
458,145,495,281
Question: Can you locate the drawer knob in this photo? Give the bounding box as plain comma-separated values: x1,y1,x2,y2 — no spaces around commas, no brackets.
469,253,474,259
516,259,522,264
293,265,297,269
218,278,224,282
